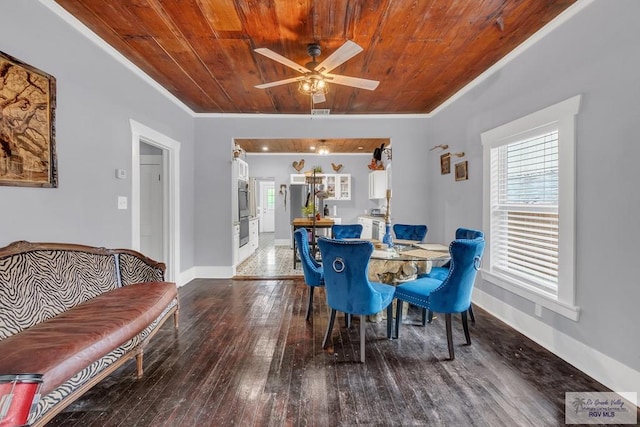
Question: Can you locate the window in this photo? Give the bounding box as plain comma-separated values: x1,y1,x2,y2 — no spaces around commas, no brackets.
266,187,275,209
481,95,581,320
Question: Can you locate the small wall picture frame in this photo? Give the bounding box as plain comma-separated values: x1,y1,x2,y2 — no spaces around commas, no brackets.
440,153,451,175
455,161,468,181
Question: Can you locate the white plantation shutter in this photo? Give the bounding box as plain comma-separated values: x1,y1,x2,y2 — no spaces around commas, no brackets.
490,129,559,294
482,95,580,319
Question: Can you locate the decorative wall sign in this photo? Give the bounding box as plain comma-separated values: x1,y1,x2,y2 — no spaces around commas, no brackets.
455,161,468,181
0,50,57,187
440,153,451,175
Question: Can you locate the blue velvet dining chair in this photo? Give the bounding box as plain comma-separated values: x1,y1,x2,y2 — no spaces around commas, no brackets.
294,228,324,321
420,227,484,324
331,224,363,239
392,224,428,242
317,237,396,363
393,237,485,360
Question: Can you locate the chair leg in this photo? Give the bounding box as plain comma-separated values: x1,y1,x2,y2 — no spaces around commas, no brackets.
394,300,404,339
386,304,394,339
345,313,352,328
323,309,337,349
461,310,471,345
305,287,314,321
360,315,366,363
421,308,427,326
468,305,476,324
428,309,434,323
445,313,455,360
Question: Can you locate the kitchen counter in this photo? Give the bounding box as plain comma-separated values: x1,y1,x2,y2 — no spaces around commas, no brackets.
292,217,335,227
359,215,387,220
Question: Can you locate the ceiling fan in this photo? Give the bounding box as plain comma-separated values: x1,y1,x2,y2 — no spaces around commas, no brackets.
254,40,379,104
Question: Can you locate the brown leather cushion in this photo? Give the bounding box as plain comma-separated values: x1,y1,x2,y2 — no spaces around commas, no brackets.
0,282,177,395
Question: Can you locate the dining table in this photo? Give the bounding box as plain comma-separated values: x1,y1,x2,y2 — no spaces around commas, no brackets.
366,240,451,322
368,240,450,283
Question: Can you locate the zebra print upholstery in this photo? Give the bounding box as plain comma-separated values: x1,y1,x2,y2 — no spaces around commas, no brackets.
0,248,119,340
119,251,165,285
0,241,179,426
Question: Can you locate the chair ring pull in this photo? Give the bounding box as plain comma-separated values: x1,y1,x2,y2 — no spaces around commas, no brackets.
332,257,345,273
474,256,482,271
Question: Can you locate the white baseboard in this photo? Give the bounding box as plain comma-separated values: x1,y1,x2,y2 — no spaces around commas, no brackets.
191,266,235,279
177,267,197,287
473,288,640,394
275,238,291,246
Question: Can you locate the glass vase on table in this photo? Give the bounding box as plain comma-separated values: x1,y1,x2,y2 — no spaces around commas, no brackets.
382,189,393,247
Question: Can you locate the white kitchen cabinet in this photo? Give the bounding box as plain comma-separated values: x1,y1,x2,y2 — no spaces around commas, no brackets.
325,174,351,200
369,170,387,199
234,158,249,181
358,216,373,239
290,173,351,200
249,217,259,251
232,223,240,266
290,174,306,184
237,217,259,265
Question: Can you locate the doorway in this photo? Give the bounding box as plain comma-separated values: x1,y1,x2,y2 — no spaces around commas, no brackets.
140,149,164,262
259,180,275,233
130,120,181,283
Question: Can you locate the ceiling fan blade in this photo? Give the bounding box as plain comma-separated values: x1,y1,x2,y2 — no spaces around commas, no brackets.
255,76,304,89
314,40,363,74
254,48,311,74
325,73,379,91
312,92,326,104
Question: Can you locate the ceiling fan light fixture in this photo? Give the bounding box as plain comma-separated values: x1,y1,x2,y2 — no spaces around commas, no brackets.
298,75,328,97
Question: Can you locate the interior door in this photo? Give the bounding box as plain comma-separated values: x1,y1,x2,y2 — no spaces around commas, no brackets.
259,181,275,232
140,154,164,262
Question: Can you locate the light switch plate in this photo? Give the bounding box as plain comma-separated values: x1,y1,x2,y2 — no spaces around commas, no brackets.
117,196,128,210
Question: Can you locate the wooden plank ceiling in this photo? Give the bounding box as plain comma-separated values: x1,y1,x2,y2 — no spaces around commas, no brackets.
55,0,576,116
235,138,389,154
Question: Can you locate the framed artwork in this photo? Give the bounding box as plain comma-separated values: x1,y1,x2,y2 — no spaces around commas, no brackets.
455,161,468,181
0,50,57,187
440,153,451,175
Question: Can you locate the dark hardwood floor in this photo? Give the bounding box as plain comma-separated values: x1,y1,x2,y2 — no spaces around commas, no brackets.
46,278,630,426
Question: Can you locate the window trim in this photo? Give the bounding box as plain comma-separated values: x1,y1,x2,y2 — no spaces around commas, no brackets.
481,95,581,321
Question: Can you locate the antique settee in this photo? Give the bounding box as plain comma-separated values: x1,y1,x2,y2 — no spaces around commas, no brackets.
0,241,179,426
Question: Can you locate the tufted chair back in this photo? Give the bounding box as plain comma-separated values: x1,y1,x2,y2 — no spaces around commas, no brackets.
393,224,428,242
318,237,392,316
455,227,484,241
428,238,485,314
331,224,363,240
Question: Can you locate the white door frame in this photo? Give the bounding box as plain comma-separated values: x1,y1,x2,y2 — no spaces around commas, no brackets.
130,119,181,283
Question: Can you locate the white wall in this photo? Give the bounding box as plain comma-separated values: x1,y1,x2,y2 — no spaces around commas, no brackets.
427,0,640,390
0,2,196,276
